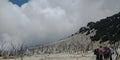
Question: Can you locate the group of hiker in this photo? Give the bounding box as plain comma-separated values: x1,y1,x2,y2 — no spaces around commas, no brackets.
94,46,119,60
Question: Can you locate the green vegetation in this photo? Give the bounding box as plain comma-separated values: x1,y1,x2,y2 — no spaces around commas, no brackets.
79,12,120,44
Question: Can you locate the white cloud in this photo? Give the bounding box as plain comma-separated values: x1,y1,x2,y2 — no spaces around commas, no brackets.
0,0,120,47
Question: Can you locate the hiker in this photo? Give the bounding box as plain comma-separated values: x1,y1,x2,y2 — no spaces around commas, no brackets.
115,48,119,60
94,48,99,60
98,46,104,60
103,47,111,60
112,47,120,60
109,47,115,60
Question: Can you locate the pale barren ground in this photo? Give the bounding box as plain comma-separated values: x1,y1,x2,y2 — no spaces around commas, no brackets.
0,52,96,60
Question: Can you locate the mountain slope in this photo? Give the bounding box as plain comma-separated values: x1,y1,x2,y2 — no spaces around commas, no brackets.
27,12,120,54
42,12,120,53
80,12,120,44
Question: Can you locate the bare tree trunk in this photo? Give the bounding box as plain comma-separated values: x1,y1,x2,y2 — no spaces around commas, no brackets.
0,41,6,57
11,40,25,60
19,42,24,60
11,40,17,60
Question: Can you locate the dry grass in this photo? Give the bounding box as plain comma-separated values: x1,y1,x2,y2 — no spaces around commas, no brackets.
0,52,95,60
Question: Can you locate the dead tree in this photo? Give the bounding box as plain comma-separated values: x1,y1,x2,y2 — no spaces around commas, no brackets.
0,41,6,57
18,43,25,60
11,40,18,60
11,40,25,60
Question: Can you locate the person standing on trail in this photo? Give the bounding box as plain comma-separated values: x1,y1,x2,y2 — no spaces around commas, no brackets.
94,48,99,60
110,47,119,60
103,47,111,60
110,47,115,60
98,46,104,60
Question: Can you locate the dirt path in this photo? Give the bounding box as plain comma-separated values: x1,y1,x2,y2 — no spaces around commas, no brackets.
0,53,96,60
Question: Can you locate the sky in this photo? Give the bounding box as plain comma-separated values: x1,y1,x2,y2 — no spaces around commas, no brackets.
0,0,120,48
9,0,29,7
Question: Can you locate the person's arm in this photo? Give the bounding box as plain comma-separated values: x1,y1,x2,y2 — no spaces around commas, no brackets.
115,49,119,60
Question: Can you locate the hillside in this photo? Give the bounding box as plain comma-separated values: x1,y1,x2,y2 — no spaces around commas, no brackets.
79,12,120,44
45,31,95,53
26,12,120,54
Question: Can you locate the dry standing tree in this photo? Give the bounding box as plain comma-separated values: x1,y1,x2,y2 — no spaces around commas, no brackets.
11,40,25,60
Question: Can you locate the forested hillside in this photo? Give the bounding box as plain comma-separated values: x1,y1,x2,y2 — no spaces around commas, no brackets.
79,12,120,44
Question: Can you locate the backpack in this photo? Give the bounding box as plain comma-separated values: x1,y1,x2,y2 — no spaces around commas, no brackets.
94,49,98,55
111,49,115,54
104,48,110,55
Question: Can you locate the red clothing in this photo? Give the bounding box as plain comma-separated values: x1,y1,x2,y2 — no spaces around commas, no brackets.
98,48,104,54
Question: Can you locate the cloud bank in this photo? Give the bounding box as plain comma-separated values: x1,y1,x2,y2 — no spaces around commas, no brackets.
0,0,120,47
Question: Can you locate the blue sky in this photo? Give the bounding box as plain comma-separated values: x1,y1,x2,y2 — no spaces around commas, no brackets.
9,0,29,7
